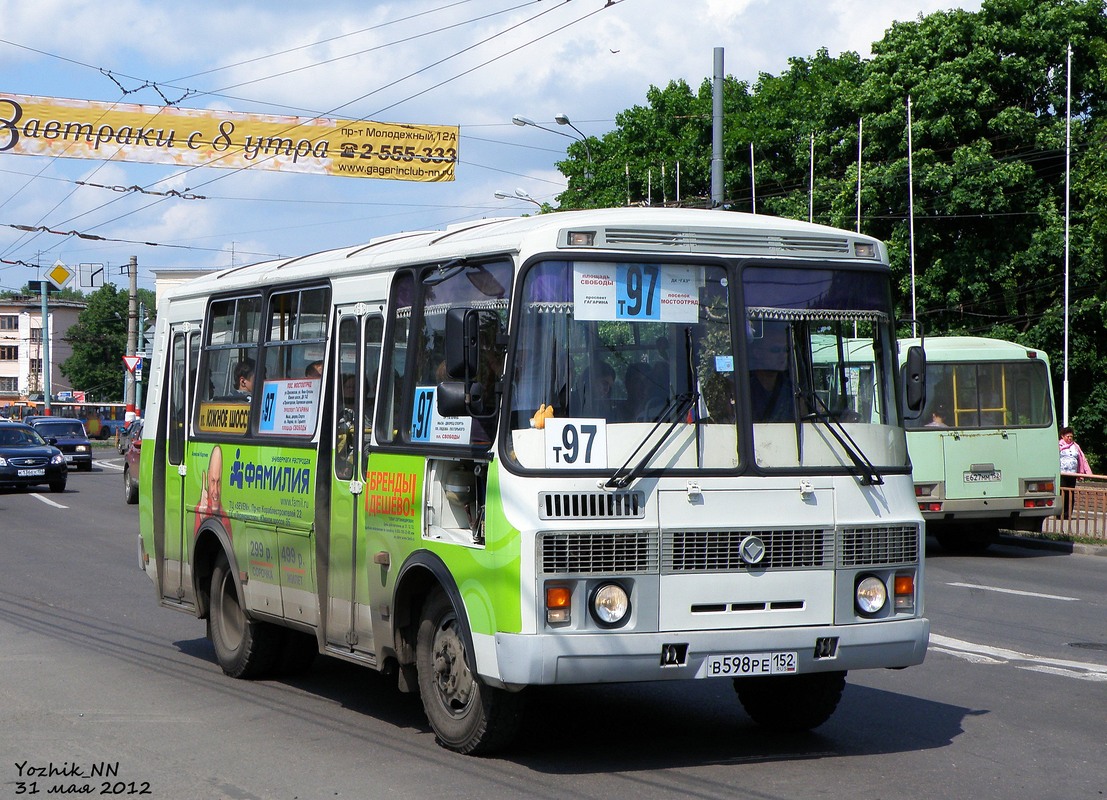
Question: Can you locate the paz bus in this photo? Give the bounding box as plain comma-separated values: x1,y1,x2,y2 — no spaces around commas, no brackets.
900,336,1059,551
138,207,930,754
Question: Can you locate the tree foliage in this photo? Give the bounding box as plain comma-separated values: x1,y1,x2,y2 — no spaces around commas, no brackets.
555,0,1107,464
59,284,155,401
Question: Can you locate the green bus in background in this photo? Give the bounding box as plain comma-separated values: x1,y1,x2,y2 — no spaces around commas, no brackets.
901,336,1059,551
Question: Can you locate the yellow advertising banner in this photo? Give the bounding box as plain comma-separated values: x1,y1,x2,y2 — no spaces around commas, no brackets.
0,92,457,182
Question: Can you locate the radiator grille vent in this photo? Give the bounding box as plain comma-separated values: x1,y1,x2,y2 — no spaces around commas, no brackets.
539,531,657,575
839,525,919,566
663,529,833,572
538,491,644,520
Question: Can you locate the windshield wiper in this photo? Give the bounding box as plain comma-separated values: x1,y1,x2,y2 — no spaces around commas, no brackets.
803,392,884,486
604,391,698,489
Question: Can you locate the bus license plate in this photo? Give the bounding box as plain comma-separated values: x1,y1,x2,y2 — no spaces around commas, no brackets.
18,468,45,477
964,470,1001,483
701,651,797,678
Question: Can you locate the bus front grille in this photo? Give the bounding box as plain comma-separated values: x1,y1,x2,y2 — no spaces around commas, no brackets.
662,529,834,572
538,491,644,520
839,524,920,566
538,531,658,575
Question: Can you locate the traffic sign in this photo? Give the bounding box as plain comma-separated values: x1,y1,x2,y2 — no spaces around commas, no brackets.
47,260,73,291
122,355,141,373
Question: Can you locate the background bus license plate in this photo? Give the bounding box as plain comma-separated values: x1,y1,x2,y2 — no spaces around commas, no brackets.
964,470,1001,483
17,468,45,477
703,652,797,677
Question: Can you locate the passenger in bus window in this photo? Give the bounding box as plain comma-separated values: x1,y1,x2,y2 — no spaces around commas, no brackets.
577,360,616,418
234,358,255,397
748,323,793,422
305,360,323,379
623,362,667,422
925,405,949,427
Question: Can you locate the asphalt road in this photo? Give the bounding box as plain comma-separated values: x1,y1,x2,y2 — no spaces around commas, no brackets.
1,454,1104,800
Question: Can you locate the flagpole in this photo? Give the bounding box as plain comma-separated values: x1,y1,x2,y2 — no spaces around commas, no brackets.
856,117,863,233
1063,42,1072,426
809,132,815,223
908,96,917,336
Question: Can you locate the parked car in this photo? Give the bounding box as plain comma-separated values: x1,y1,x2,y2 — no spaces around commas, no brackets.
117,419,142,454
0,421,67,492
123,420,143,504
27,418,93,471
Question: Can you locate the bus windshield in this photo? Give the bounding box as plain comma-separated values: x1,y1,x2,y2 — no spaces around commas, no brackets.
505,259,906,476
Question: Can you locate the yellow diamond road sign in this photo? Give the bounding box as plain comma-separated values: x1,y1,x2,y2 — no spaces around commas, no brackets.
47,260,73,290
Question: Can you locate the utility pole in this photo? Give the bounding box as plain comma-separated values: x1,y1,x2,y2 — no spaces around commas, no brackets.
711,47,724,208
40,281,51,415
125,255,138,423
135,300,145,416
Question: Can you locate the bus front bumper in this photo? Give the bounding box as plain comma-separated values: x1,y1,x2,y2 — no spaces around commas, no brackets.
483,617,930,688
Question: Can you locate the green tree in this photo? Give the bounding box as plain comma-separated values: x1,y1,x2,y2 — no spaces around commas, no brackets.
59,284,131,400
556,0,1107,461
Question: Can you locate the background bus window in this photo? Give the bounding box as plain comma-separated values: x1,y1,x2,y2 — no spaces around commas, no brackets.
908,361,1053,430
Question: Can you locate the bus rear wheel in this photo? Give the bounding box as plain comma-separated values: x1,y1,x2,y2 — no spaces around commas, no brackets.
208,552,281,678
415,588,521,755
734,671,846,731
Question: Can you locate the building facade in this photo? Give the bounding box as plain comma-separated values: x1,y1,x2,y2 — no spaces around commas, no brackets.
0,297,85,407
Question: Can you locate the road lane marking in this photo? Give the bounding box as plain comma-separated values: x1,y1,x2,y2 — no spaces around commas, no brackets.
930,633,1107,682
95,459,124,471
946,581,1079,602
29,493,68,509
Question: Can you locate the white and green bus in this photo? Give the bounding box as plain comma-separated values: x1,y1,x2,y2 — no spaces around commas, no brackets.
900,336,1060,551
138,207,930,754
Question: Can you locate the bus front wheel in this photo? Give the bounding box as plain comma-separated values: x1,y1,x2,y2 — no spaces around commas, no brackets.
415,588,521,755
208,552,281,679
734,671,846,731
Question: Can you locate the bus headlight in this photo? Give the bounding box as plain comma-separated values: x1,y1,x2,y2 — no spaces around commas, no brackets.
590,582,630,627
855,575,887,616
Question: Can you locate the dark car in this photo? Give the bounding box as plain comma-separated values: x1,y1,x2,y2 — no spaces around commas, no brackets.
123,420,142,504
0,421,68,492
27,418,93,472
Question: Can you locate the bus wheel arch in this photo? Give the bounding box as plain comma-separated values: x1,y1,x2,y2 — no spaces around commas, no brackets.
391,554,465,692
192,525,234,621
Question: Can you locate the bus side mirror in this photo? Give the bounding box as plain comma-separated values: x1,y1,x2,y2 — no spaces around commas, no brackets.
445,307,480,381
437,381,484,417
904,345,926,418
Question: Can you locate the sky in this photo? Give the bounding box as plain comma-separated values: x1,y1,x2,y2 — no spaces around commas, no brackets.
0,0,983,295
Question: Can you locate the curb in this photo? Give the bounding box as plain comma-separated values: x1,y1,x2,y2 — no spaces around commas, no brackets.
996,532,1107,557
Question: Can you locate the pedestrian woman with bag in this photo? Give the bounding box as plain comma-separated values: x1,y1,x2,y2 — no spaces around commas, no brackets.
1059,426,1092,518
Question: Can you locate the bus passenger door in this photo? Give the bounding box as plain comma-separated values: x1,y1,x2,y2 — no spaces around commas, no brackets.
160,325,200,607
326,306,383,655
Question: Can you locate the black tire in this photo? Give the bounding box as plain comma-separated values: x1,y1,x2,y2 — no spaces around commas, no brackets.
124,466,138,505
208,552,282,679
734,671,846,731
416,588,522,755
49,479,66,493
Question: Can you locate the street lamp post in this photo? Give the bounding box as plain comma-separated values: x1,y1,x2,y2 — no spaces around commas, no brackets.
554,113,593,165
495,188,542,207
514,113,593,179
